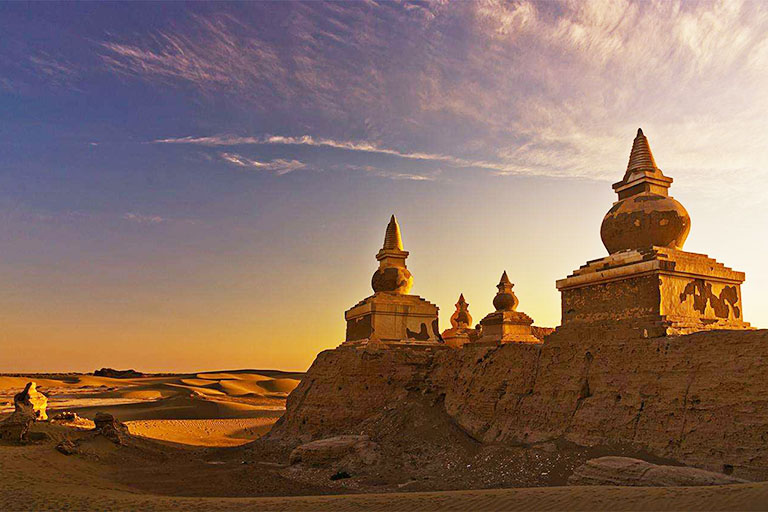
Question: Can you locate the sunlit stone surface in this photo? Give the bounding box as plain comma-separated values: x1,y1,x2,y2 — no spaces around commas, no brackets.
558,129,751,336
441,294,478,348
343,215,442,347
472,271,541,345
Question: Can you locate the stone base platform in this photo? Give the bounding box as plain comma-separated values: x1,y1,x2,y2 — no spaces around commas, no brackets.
344,292,441,345
472,310,541,345
556,246,752,337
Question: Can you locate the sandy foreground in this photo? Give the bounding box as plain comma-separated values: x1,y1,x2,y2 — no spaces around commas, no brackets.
2,441,767,512
2,371,768,511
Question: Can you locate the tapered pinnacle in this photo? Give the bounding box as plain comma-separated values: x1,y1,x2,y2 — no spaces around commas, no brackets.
382,214,404,251
627,128,658,172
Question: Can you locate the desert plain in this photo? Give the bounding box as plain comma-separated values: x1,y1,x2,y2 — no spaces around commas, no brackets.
1,366,768,512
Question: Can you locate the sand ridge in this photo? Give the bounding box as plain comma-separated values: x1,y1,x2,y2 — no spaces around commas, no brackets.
0,370,300,446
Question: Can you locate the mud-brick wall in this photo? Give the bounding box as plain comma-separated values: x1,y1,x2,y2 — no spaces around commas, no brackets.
436,329,768,480
272,329,768,480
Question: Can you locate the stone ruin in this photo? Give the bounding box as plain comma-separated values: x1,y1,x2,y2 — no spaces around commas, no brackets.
342,215,442,347
440,294,476,348
472,271,540,345
341,217,547,349
340,129,753,347
557,128,751,337
270,129,766,482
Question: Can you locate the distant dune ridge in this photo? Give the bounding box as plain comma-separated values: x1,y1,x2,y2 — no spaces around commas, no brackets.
0,369,300,446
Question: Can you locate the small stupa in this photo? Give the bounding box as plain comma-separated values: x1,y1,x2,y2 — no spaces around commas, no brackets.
556,129,751,337
343,215,442,346
441,294,478,348
473,272,540,345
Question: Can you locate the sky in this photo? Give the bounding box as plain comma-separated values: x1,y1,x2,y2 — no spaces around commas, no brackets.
1,0,767,373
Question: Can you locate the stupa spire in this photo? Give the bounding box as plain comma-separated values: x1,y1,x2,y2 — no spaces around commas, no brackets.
382,214,403,251
626,128,658,172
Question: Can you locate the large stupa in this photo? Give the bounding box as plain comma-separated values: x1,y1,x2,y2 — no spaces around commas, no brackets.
556,129,751,337
343,215,442,346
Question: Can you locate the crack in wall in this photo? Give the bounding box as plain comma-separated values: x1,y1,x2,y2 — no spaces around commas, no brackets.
632,400,646,441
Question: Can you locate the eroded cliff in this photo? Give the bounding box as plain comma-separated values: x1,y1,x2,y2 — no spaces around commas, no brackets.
269,329,768,481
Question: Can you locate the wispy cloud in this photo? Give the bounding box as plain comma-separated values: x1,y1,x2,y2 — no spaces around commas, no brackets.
156,133,584,178
343,164,437,182
219,153,306,175
98,1,768,192
122,212,167,224
98,13,287,101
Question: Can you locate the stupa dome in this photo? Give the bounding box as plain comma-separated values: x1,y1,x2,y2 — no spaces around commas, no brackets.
600,129,691,254
492,271,519,311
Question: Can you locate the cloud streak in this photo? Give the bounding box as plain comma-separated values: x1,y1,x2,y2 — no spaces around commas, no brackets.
156,133,585,179
219,153,306,175
122,212,167,224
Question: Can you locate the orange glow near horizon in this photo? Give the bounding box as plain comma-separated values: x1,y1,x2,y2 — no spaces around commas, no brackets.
2,1,768,373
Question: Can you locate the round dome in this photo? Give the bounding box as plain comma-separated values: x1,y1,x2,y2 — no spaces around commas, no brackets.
493,292,518,312
372,267,413,294
600,192,690,254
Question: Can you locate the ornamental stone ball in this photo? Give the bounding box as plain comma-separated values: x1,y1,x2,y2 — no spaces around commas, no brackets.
492,271,519,312
600,129,691,254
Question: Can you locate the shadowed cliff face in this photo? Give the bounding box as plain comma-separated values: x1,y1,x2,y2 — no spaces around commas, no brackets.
269,329,768,481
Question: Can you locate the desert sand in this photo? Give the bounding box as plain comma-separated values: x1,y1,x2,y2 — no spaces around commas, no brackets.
0,370,299,447
2,438,768,511
3,370,767,511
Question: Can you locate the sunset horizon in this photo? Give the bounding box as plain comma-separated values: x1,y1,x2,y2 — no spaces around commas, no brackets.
3,0,768,374
3,3,768,510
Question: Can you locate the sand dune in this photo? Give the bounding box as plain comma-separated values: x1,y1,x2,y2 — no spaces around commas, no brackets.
126,418,277,447
0,370,298,444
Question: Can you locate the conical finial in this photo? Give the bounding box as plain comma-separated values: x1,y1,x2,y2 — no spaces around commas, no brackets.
493,271,518,311
626,128,658,172
372,215,412,294
450,293,472,328
382,214,404,251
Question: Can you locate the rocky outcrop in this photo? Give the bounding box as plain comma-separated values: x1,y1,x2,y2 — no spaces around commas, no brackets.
0,408,35,444
268,346,435,442
51,411,92,428
272,329,768,481
14,382,48,421
56,439,78,455
94,368,144,379
289,435,379,467
568,457,746,486
1,382,48,444
93,412,128,444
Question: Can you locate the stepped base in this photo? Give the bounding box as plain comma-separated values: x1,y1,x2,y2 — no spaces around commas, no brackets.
556,246,752,337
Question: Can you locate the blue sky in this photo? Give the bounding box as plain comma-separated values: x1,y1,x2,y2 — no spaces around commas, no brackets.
1,1,767,371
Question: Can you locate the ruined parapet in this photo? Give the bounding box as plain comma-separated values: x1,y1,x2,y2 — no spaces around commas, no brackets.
557,129,751,337
343,215,442,347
